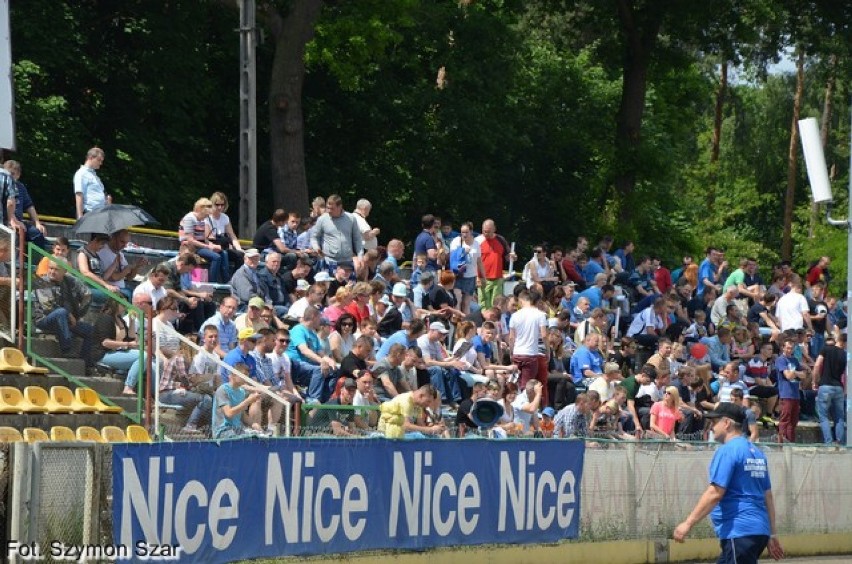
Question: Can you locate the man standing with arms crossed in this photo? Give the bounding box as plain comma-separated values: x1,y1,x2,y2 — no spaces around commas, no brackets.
674,403,784,563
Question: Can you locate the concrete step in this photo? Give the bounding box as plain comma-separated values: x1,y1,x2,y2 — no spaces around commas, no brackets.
74,375,125,398
28,335,83,358
42,357,87,377
105,395,142,414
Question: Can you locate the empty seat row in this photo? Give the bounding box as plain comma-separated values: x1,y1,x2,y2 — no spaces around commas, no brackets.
0,425,152,443
0,386,122,414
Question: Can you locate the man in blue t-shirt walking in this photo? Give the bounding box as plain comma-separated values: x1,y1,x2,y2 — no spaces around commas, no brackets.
674,403,784,563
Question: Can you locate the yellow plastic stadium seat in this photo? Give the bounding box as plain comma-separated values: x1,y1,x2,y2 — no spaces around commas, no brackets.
0,386,47,413
25,386,70,413
75,388,123,414
50,386,96,413
126,425,152,443
101,426,127,443
75,426,105,443
23,428,50,443
0,426,23,442
0,347,49,374
50,426,76,441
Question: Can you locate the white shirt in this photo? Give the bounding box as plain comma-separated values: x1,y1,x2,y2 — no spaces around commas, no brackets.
190,348,219,375
511,391,537,433
449,237,481,279
287,297,311,320
267,349,292,383
353,211,377,250
133,280,167,308
627,306,664,338
452,338,478,371
636,381,662,402
588,376,614,402
208,212,231,237
776,291,809,331
509,306,546,356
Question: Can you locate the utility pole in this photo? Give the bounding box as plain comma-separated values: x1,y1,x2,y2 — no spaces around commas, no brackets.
238,0,257,239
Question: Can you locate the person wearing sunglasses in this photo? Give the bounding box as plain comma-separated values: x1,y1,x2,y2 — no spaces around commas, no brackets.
522,244,559,296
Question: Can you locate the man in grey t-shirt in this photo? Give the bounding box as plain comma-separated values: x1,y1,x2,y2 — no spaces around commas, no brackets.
310,194,362,272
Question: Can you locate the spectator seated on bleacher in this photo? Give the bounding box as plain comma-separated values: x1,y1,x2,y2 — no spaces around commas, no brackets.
77,233,120,301
378,384,441,438
160,252,216,334
339,336,373,381
287,282,324,321
287,307,338,403
91,299,140,377
701,326,732,373
132,263,169,308
32,258,95,368
156,316,213,435
36,236,70,277
229,248,268,311
627,297,668,349
309,377,360,436
416,321,464,409
257,252,290,318
618,364,657,435
371,343,411,402
266,327,303,405
351,370,380,429
199,296,239,358
99,230,147,302
180,197,229,284
190,324,223,393
570,333,604,387
220,328,259,388
249,328,287,435
327,313,357,363
553,392,593,439
234,297,272,333
211,361,263,439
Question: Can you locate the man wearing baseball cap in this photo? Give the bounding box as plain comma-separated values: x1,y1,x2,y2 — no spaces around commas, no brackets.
415,321,465,409
674,403,784,563
230,248,269,310
221,327,259,382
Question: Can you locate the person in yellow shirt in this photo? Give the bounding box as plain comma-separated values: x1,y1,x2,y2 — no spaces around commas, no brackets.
378,384,441,438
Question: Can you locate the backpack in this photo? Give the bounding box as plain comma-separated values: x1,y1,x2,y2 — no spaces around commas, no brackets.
449,243,468,276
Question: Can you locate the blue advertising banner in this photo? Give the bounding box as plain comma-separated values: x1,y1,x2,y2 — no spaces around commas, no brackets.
112,439,585,563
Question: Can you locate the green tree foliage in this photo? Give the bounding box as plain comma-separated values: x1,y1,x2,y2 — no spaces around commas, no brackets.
9,0,239,228
5,0,851,284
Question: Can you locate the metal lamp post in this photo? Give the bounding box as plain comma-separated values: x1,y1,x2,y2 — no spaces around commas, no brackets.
798,112,851,447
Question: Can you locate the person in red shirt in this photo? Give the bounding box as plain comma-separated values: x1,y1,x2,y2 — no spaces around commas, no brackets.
475,219,515,308
653,256,673,295
806,256,830,289
561,248,585,288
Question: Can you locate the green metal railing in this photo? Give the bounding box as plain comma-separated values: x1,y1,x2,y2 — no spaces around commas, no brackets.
25,243,146,423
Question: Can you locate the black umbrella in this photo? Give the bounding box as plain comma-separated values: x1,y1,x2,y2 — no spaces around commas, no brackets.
72,204,159,235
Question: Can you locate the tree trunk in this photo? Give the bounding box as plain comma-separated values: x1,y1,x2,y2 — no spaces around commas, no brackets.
782,47,805,261
613,0,664,224
809,54,836,238
710,61,727,164
266,0,323,215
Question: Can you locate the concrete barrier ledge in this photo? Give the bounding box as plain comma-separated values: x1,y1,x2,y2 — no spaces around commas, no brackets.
264,533,852,564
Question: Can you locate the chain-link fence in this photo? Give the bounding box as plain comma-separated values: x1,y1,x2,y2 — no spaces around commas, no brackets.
298,403,381,436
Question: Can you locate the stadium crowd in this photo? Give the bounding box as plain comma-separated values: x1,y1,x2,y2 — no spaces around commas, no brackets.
1,148,847,444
